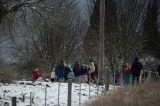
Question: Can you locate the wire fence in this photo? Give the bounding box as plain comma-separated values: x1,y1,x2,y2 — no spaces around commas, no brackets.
0,69,153,106
0,78,105,106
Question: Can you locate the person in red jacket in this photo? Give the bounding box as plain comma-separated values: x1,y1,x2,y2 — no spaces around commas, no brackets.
121,63,131,73
32,68,42,82
120,63,131,86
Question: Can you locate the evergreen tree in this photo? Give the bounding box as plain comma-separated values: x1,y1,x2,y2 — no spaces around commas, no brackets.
83,0,117,64
143,0,160,58
83,0,146,65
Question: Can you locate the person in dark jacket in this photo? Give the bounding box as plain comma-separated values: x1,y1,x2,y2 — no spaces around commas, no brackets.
73,61,81,77
131,57,143,85
94,63,99,79
80,64,89,75
157,65,160,76
64,64,73,81
112,67,120,84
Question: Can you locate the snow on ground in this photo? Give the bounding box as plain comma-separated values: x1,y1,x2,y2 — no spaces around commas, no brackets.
0,80,116,106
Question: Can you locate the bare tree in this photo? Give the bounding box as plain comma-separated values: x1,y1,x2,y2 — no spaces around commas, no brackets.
8,0,86,74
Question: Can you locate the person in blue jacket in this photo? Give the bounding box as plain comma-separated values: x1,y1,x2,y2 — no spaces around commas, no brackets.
55,59,66,81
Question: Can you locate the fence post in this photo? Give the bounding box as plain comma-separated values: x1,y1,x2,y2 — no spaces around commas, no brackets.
58,82,60,106
97,68,100,95
113,66,116,90
22,94,25,102
89,73,91,99
96,81,99,95
79,78,81,106
12,97,17,106
68,79,72,106
3,93,5,99
45,85,47,106
30,92,32,106
67,71,74,106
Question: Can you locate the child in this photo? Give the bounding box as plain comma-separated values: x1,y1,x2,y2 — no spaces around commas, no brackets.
50,66,55,82
81,64,88,82
122,65,131,87
113,68,120,84
32,68,42,83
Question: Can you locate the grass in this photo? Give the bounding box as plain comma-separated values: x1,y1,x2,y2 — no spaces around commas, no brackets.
86,81,160,106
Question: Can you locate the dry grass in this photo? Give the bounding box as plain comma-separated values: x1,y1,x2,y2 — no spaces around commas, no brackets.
86,81,160,106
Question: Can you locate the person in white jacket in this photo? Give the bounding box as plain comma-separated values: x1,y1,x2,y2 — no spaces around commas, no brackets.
50,65,55,82
89,60,95,81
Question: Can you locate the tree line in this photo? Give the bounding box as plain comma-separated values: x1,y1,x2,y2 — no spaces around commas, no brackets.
84,0,160,70
0,0,160,80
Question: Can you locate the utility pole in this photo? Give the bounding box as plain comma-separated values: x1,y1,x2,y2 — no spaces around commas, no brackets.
100,0,109,91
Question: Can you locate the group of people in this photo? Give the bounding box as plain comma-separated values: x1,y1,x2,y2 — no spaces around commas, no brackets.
32,57,160,86
113,57,144,87
115,57,160,86
32,59,99,83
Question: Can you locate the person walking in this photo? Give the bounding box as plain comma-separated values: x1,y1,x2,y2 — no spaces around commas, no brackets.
157,65,160,76
131,57,143,85
113,66,120,85
73,61,81,77
94,63,99,80
80,64,88,82
55,59,66,81
121,63,131,87
64,64,73,81
50,65,55,82
32,68,42,83
88,60,95,81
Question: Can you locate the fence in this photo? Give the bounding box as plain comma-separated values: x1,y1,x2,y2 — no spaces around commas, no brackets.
0,69,151,106
0,78,105,106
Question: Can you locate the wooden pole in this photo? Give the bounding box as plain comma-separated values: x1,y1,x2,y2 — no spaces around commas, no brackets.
67,79,72,106
30,92,32,106
12,97,17,106
58,82,60,106
22,94,25,102
79,78,81,106
99,0,108,91
113,66,116,89
89,73,91,99
105,67,110,91
45,85,47,106
97,75,99,95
